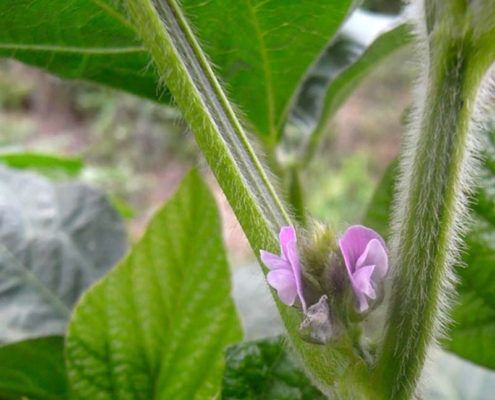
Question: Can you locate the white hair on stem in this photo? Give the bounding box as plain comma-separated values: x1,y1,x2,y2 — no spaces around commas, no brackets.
375,0,495,397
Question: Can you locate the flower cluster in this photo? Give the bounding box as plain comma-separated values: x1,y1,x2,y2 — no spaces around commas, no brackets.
260,225,388,314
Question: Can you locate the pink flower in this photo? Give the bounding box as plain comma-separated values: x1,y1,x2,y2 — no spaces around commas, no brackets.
260,226,307,313
339,225,388,312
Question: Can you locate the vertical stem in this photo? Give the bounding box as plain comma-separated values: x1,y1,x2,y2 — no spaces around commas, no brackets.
123,0,354,395
373,4,494,397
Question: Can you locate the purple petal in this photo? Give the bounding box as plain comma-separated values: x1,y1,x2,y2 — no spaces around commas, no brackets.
286,240,307,313
260,250,291,271
279,226,296,260
267,269,297,306
339,225,387,274
357,292,370,312
352,264,377,300
355,239,388,282
339,225,388,312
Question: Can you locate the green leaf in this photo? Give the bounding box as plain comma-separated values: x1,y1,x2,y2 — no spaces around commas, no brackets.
0,0,171,104
446,128,495,370
222,336,326,400
0,166,127,343
0,152,83,177
363,159,397,237
66,171,242,399
0,336,68,400
181,0,354,138
1,0,353,138
364,127,495,371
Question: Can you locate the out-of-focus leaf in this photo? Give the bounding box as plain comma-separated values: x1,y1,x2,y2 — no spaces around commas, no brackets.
363,159,396,236
0,152,83,176
222,335,326,400
364,127,495,371
0,0,170,104
0,0,353,138
447,128,495,370
286,10,410,160
108,195,136,220
66,171,242,400
0,336,68,400
0,166,127,343
426,351,495,400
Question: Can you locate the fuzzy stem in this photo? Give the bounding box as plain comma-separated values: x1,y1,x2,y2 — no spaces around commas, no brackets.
373,1,495,398
122,0,354,395
123,0,292,249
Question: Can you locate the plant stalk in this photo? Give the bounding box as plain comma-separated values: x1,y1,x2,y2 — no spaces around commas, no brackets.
122,0,354,395
372,0,495,397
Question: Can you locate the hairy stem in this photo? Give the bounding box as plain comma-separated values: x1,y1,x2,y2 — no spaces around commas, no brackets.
123,0,353,394
373,1,495,398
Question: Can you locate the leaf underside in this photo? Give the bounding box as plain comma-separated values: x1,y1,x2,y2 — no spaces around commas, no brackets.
0,166,127,343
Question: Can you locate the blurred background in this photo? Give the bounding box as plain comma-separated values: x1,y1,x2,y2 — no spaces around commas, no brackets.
0,44,415,265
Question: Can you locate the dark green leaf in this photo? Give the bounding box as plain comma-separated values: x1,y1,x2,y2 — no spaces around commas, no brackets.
0,0,171,104
222,336,326,400
0,152,83,176
66,171,243,399
0,166,127,343
1,0,353,138
183,0,354,138
364,127,495,370
0,336,68,400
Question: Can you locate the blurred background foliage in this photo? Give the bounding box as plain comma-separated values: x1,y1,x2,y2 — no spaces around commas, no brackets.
0,44,414,263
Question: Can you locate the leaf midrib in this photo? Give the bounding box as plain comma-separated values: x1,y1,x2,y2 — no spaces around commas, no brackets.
0,43,145,54
246,0,275,137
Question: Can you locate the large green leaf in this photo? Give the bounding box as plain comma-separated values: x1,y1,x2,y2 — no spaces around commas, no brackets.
0,166,127,343
182,0,354,138
0,0,170,104
66,171,242,399
222,336,326,400
0,0,353,138
0,336,68,400
364,128,495,370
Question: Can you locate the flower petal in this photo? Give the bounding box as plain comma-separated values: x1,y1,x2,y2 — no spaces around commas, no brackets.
279,226,296,260
339,225,387,274
351,264,376,312
260,250,291,271
355,238,388,281
267,269,297,306
286,240,307,313
352,264,377,300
